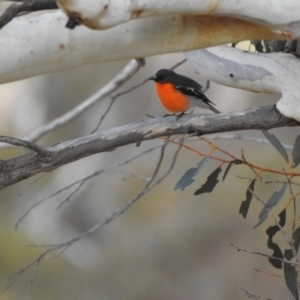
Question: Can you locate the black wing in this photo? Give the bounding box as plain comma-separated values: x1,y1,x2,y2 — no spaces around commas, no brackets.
169,73,204,90
175,85,220,113
175,85,216,106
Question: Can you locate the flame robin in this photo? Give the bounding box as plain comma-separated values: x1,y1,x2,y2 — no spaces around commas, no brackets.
149,69,220,115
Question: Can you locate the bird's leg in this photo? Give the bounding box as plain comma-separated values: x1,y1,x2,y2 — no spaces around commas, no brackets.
176,111,186,120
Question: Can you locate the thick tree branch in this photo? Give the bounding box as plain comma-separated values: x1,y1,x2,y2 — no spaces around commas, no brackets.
185,45,300,121
56,0,300,35
0,10,282,84
0,105,297,190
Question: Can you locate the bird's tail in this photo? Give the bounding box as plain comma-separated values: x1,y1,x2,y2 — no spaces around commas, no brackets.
202,94,221,114
208,104,221,114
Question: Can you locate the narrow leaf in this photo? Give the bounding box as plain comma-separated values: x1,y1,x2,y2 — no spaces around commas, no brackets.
292,134,300,168
223,159,244,181
174,156,209,191
284,249,299,300
293,226,300,253
239,180,255,218
253,183,287,228
265,209,286,269
262,130,288,162
194,167,222,195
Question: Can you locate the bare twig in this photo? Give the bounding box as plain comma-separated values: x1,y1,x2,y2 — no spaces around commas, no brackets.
26,260,39,300
241,287,272,300
8,142,169,292
18,173,49,196
231,243,298,267
0,59,139,147
237,176,300,188
15,143,165,228
283,169,297,232
112,169,150,182
56,180,86,210
169,58,187,71
28,138,181,253
90,97,117,134
36,144,167,250
0,135,51,158
253,268,284,279
90,60,142,133
205,132,293,150
3,248,53,291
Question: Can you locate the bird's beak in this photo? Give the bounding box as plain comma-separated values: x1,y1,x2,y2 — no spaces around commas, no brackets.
148,75,156,81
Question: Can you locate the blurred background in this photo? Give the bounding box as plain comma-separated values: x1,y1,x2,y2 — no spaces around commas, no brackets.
0,43,299,300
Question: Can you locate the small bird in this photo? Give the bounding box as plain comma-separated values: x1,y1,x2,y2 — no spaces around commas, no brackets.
149,69,220,116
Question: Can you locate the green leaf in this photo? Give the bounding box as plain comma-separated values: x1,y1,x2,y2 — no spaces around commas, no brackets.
239,180,255,218
292,134,300,168
253,183,287,228
262,130,288,163
284,249,299,300
194,167,222,195
174,156,209,191
223,159,244,181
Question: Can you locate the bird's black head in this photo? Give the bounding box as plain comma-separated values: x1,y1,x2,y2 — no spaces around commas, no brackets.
149,69,176,83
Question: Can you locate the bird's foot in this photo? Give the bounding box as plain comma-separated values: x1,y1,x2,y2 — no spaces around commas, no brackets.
163,113,175,117
175,112,186,120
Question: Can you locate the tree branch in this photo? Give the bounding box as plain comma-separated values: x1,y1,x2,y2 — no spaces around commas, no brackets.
185,45,300,121
56,0,300,35
0,105,297,189
0,0,57,29
0,10,282,84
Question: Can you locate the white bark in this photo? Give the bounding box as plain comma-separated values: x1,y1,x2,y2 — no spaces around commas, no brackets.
184,45,300,121
0,6,289,84
1,1,300,121
56,0,300,36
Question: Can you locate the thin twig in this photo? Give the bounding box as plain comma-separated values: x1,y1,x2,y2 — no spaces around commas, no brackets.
0,135,51,158
241,287,272,300
18,173,49,196
15,143,165,229
231,243,298,267
29,137,182,251
283,169,297,232
253,268,284,279
3,248,53,291
7,142,174,291
90,97,116,133
169,59,187,70
26,260,39,300
90,59,143,133
30,143,168,249
56,179,87,210
205,132,293,150
0,60,139,147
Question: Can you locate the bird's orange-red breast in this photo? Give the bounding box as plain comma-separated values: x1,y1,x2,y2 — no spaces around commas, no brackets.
149,69,220,114
154,82,190,113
